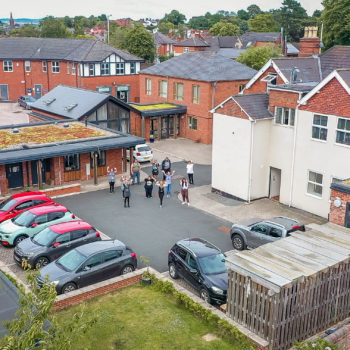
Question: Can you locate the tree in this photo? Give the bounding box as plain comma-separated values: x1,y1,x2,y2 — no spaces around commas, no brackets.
157,21,174,35
321,0,350,49
247,4,262,18
236,43,282,70
0,270,97,350
40,17,71,38
248,14,280,32
63,16,73,28
237,9,250,20
10,24,40,37
209,22,239,36
162,10,186,25
312,9,322,17
99,14,107,22
295,338,341,350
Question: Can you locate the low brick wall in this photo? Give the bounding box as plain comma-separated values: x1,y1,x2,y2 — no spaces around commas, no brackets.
42,183,81,198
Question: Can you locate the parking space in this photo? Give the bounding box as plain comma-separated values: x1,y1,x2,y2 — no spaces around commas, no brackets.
0,102,30,126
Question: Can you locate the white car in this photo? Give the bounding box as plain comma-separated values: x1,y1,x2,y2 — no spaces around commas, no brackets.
127,144,153,162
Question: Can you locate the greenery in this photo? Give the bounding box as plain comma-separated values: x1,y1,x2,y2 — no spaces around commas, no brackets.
0,269,97,350
295,338,342,349
157,21,174,35
40,16,71,38
159,53,174,62
140,255,151,278
236,43,282,70
248,14,280,32
10,24,40,37
209,22,239,36
162,9,186,25
56,283,254,349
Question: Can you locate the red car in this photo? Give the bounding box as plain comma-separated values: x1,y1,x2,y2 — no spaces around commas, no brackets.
0,192,54,224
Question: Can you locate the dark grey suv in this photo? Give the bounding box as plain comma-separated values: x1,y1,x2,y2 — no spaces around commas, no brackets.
230,216,305,250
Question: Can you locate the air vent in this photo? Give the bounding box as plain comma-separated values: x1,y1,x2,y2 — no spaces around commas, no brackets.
12,128,19,134
64,103,78,111
43,97,56,105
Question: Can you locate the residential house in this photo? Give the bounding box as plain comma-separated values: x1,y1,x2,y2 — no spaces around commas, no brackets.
0,37,144,102
84,26,106,41
116,18,132,27
138,51,256,144
153,32,175,58
173,37,210,56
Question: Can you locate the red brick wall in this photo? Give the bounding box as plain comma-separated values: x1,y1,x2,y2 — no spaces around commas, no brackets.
329,189,350,226
298,38,321,57
173,46,205,55
268,89,300,113
215,98,249,120
0,165,8,195
105,149,122,173
244,67,285,94
300,78,350,117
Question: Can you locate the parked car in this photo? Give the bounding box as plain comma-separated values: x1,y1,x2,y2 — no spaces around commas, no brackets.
0,191,54,225
0,204,75,247
18,95,37,109
37,240,137,294
168,238,227,305
127,144,153,162
230,216,305,250
14,220,102,268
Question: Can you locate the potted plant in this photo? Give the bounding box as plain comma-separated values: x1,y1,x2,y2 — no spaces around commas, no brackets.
140,256,152,285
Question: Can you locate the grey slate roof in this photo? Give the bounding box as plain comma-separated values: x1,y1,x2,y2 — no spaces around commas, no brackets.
320,46,350,77
153,32,175,45
337,69,350,87
174,37,209,47
240,32,281,47
217,48,246,59
269,83,317,93
0,37,144,62
232,93,273,120
140,51,257,82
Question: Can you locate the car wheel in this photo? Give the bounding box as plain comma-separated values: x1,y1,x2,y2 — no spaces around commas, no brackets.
14,235,27,246
121,265,135,275
232,234,245,250
169,263,178,279
62,282,77,294
200,288,210,303
34,257,50,269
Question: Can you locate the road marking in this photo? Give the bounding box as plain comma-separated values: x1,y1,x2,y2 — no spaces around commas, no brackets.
218,226,230,234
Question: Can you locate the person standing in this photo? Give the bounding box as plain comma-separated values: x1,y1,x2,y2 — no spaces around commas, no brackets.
131,159,141,185
107,166,117,193
186,160,194,184
144,175,154,198
156,180,166,207
122,179,131,208
180,178,190,206
151,159,160,180
162,169,175,197
161,157,171,179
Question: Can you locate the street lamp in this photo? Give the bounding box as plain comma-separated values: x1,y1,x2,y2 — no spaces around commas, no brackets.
107,14,112,44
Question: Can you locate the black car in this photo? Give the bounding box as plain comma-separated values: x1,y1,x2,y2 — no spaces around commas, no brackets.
168,238,227,305
37,239,137,294
14,220,101,268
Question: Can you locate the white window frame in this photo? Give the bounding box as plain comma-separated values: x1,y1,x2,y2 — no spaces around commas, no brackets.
67,62,70,74
274,106,295,126
174,82,184,101
3,60,13,72
336,117,350,146
307,170,323,198
261,73,277,84
25,61,31,72
72,62,76,75
101,63,110,75
51,61,60,73
312,114,328,141
192,85,200,104
89,63,94,76
146,78,152,95
159,80,168,98
42,61,47,73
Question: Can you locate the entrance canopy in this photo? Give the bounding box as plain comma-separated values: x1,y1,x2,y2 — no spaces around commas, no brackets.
128,102,187,117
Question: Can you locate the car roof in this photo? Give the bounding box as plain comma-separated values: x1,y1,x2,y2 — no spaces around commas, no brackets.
136,144,150,148
29,204,68,215
16,194,52,203
11,191,46,199
50,220,92,234
268,216,301,229
76,239,126,256
176,238,221,258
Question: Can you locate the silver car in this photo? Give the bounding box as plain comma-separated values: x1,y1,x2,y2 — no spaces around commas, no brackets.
18,95,37,109
230,216,305,250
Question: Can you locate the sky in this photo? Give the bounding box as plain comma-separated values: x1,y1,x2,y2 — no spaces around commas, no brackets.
1,0,323,20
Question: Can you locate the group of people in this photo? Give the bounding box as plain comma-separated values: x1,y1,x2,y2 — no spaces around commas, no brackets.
107,157,194,208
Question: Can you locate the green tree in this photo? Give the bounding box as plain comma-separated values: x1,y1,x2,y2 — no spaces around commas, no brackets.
247,4,263,18
40,16,71,38
0,270,97,350
239,20,250,34
108,21,125,48
312,9,322,17
158,21,174,35
162,10,186,25
295,338,341,350
236,43,282,70
63,16,73,28
209,22,239,36
321,0,350,49
10,24,40,37
248,13,280,32
99,14,107,22
237,9,250,20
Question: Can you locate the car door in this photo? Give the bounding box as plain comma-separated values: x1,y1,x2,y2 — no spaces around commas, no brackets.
50,232,72,260
8,200,34,220
70,229,90,249
31,214,49,235
76,253,103,288
100,250,124,279
48,211,66,225
267,225,284,243
184,253,202,291
248,223,272,248
172,246,187,278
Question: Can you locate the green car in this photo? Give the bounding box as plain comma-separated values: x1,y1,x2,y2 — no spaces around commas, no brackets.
0,204,75,246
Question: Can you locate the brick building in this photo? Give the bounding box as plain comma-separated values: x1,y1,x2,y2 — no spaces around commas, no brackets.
138,51,256,144
173,37,209,56
0,37,143,102
0,120,143,195
153,32,175,60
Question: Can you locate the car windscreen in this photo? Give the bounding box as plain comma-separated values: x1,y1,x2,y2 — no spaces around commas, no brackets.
0,198,17,212
13,211,35,227
33,227,58,246
27,97,36,102
198,253,227,275
56,249,86,272
138,146,151,152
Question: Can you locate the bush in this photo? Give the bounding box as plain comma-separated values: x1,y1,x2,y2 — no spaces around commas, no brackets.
295,338,342,350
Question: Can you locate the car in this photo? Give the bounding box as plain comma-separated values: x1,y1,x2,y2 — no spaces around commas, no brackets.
37,239,137,294
0,191,54,224
230,216,306,250
127,144,153,162
0,204,75,247
168,238,227,305
18,95,37,109
14,220,102,269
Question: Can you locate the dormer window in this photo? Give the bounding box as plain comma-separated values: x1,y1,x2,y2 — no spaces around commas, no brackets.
261,73,277,85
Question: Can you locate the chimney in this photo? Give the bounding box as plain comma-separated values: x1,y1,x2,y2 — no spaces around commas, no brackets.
298,26,321,57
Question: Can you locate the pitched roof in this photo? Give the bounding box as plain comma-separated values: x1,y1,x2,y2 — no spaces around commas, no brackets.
337,69,350,87
0,37,144,62
173,37,209,47
217,36,240,48
232,93,273,120
217,48,246,59
153,32,175,45
240,32,281,47
140,51,257,82
320,46,350,77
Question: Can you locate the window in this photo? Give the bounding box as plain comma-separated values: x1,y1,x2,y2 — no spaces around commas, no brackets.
42,61,47,72
312,114,328,141
336,118,350,146
239,84,245,92
64,154,80,172
187,254,198,269
251,224,269,234
51,61,60,73
103,250,122,262
35,214,48,224
269,227,283,238
85,254,102,268
16,201,33,210
89,64,95,76
175,246,187,261
101,63,110,75
90,150,106,168
261,73,277,85
48,211,65,221
67,62,70,74
146,78,152,95
25,61,31,72
116,63,124,75
56,233,70,244
159,80,168,98
3,61,13,72
130,62,136,74
72,62,76,75
188,116,198,130
307,171,323,197
174,82,184,100
192,85,200,104
184,47,189,53
71,229,87,240
274,107,295,126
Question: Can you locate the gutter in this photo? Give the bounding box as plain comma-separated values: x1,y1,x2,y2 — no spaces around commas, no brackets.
247,120,255,203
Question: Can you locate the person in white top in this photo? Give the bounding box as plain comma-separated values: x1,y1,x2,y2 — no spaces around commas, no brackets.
186,160,194,184
180,178,190,206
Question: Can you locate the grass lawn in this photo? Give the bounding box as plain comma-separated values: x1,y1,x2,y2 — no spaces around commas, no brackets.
56,285,248,350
